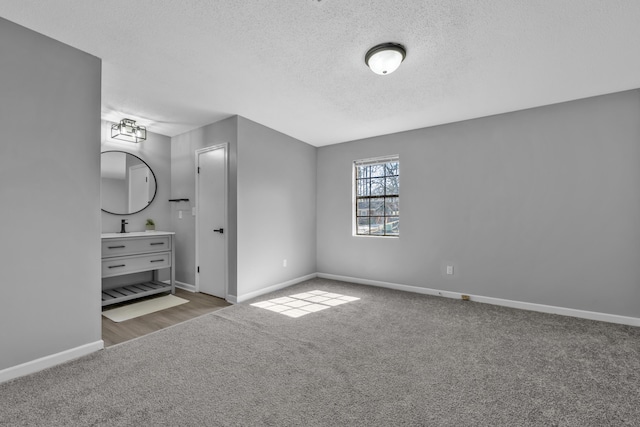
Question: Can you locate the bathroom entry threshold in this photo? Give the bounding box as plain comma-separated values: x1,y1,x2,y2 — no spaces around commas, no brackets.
101,288,230,347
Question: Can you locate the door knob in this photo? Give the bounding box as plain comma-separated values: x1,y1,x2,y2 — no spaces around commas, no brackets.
213,228,224,234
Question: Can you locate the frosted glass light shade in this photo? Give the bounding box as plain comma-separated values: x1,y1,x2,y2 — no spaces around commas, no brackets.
365,43,406,75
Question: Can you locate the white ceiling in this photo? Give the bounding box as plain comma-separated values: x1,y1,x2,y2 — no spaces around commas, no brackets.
1,1,639,146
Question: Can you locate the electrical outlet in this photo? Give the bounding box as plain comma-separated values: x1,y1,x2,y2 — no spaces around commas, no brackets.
446,265,454,275
178,211,183,219
283,259,287,267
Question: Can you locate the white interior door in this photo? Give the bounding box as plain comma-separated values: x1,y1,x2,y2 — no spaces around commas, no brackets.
196,144,228,298
128,164,149,212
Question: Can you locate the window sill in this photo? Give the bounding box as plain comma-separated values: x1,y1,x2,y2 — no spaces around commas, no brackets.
352,234,399,239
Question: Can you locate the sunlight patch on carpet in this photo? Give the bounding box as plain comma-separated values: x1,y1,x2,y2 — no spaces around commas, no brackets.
251,290,359,318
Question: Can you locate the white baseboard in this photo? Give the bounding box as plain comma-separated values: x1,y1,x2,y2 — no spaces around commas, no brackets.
175,281,196,293
236,273,318,303
317,273,640,327
0,340,104,384
226,295,238,304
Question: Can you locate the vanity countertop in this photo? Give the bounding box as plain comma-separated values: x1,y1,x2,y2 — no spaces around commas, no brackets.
101,231,175,239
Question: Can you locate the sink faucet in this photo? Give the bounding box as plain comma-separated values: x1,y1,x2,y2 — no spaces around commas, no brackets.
120,219,128,233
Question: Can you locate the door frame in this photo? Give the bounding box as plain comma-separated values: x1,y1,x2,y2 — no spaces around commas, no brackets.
195,143,229,298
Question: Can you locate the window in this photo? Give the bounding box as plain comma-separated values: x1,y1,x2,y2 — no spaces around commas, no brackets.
354,155,399,236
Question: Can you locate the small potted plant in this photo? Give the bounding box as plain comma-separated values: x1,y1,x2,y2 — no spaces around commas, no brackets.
145,219,156,231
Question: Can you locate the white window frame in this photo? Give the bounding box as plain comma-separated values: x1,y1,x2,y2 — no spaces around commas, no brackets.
352,155,400,237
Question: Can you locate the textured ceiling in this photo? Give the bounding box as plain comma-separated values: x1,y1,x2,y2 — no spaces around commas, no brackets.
0,1,639,146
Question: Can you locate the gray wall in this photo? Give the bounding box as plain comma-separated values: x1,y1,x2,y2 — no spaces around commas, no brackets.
236,117,317,296
317,90,640,318
170,115,317,299
171,116,238,294
0,18,102,370
101,120,172,233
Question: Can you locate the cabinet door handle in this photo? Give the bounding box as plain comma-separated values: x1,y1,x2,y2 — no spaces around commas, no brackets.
150,259,165,263
108,264,126,269
150,242,165,246
213,228,224,234
108,245,126,249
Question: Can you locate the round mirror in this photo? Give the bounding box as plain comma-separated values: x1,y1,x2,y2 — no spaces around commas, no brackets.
101,151,157,215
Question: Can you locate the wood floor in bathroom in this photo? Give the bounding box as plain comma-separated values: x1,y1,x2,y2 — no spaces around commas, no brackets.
102,288,231,347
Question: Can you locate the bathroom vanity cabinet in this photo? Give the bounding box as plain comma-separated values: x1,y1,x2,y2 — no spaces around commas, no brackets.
101,231,175,306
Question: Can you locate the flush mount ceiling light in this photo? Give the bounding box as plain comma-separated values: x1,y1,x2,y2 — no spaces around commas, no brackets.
365,42,406,75
111,118,147,143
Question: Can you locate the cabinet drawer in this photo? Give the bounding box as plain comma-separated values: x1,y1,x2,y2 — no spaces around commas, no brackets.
102,252,171,277
102,236,170,258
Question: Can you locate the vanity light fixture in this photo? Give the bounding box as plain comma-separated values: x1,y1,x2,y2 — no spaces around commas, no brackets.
365,42,406,75
111,118,147,143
